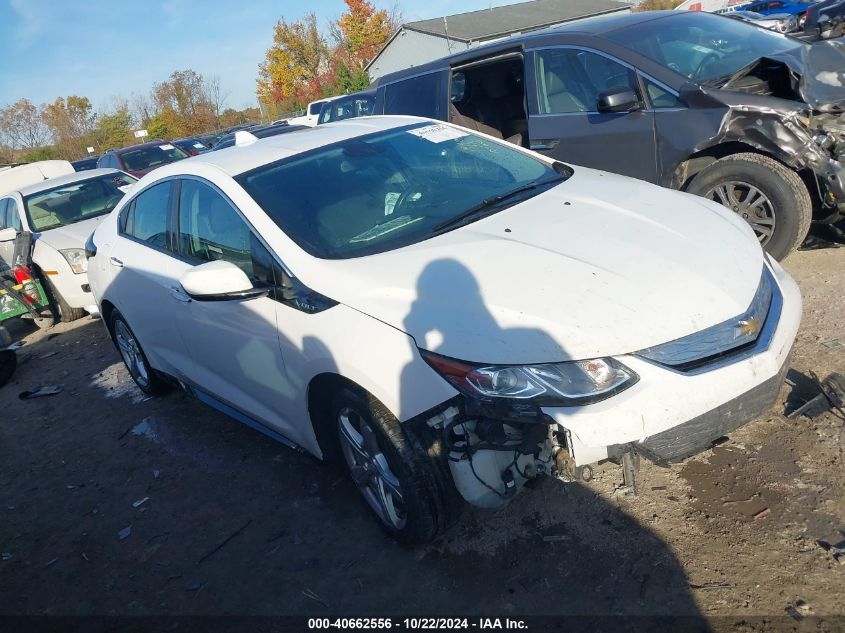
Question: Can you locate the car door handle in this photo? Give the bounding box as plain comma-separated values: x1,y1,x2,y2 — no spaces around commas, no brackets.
109,257,124,268
169,287,192,303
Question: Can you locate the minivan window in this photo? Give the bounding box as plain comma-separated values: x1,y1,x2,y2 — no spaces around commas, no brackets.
535,48,639,114
236,122,565,259
383,72,445,119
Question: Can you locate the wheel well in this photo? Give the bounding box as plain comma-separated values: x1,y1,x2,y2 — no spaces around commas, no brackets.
672,142,782,191
673,143,821,207
100,300,116,336
307,372,360,460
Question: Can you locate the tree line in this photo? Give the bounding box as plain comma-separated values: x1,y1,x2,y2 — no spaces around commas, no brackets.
0,71,259,163
1,0,394,163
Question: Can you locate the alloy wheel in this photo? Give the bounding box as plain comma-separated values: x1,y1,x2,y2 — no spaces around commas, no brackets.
337,406,407,530
114,320,149,389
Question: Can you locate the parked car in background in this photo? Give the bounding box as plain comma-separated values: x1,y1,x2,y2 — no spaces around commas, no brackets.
317,91,375,124
729,0,816,24
87,116,800,543
97,141,189,178
1,168,135,320
803,0,845,36
370,10,845,260
71,157,99,172
286,99,328,127
209,123,306,150
172,137,212,156
727,9,800,31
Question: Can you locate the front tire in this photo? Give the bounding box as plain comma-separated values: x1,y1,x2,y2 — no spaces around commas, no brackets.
686,153,812,261
332,387,462,544
110,311,167,395
45,277,87,322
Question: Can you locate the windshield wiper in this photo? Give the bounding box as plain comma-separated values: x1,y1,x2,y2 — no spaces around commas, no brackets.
431,175,564,233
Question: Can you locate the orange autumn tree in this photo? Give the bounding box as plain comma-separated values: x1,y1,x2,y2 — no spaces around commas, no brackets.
257,1,397,118
336,0,394,70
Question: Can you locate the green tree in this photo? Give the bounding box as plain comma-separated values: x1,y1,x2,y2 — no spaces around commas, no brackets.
92,106,133,151
23,146,56,162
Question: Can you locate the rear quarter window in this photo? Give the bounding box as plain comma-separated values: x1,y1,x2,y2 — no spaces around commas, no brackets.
382,71,446,119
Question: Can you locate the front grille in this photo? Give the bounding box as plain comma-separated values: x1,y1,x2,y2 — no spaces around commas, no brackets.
636,267,779,373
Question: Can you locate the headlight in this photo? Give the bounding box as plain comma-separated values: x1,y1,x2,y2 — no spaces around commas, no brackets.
420,350,638,406
59,248,88,274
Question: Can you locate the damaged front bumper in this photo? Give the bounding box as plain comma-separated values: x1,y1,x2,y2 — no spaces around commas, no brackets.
545,258,801,468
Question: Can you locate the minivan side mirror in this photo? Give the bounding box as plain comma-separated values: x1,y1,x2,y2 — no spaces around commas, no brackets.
597,88,641,113
179,260,269,301
0,228,16,243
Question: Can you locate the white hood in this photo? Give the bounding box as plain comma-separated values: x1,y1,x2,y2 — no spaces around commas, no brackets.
306,169,766,364
36,216,106,251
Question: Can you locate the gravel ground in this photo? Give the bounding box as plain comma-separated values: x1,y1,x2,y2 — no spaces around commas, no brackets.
0,248,843,627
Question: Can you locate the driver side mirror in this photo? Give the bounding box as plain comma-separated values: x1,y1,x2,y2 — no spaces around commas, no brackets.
597,88,641,113
0,228,16,243
179,260,269,301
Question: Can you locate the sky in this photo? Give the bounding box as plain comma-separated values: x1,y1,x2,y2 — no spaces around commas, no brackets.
0,0,516,113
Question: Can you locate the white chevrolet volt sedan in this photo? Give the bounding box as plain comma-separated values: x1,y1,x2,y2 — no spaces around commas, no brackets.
87,116,801,543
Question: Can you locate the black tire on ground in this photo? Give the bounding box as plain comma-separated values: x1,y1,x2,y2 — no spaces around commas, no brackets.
686,152,812,261
109,310,168,396
44,276,87,322
331,386,462,544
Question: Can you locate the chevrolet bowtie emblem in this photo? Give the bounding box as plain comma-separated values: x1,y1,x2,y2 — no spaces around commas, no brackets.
735,317,760,339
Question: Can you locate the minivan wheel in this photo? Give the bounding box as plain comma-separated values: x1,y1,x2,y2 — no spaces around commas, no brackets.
110,311,167,395
45,277,86,322
686,153,812,261
332,387,462,544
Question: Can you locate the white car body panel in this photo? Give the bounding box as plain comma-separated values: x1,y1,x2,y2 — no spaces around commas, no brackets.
88,116,802,504
303,172,763,364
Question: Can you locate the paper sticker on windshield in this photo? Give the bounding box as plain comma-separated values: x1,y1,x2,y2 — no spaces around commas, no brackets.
193,143,205,148
158,144,175,150
350,216,422,243
117,185,133,193
407,124,467,144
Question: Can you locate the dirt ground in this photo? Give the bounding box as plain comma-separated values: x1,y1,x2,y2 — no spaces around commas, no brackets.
0,247,843,627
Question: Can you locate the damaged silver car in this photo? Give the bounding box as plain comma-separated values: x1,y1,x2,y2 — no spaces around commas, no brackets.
370,10,845,260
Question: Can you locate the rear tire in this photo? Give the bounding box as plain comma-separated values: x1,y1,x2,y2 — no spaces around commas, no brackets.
686,152,812,261
331,387,462,544
45,277,86,322
109,311,168,396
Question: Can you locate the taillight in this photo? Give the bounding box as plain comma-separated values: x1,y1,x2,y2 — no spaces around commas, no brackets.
12,266,42,305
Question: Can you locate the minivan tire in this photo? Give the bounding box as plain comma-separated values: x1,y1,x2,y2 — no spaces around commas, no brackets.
686,152,812,261
45,277,87,322
109,311,168,396
332,387,462,544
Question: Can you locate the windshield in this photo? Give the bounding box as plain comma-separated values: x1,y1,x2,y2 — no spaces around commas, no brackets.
605,12,806,85
235,122,565,259
119,143,188,172
24,172,137,231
